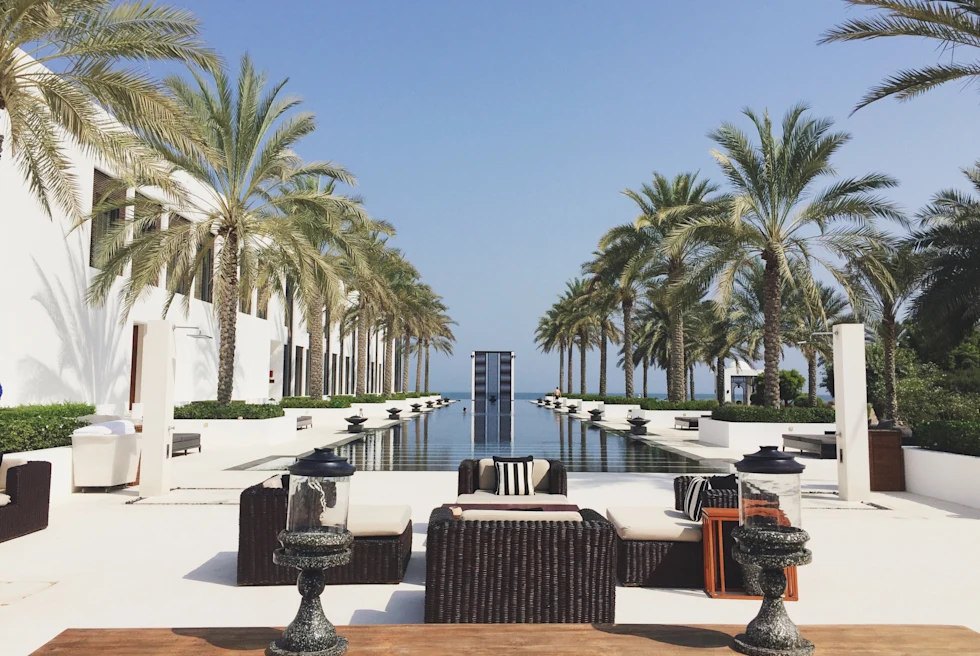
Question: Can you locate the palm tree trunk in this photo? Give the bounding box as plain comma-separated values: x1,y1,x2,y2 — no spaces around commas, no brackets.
566,341,573,394
356,307,368,395
367,326,373,393
716,357,725,404
308,293,324,399
622,297,634,398
324,305,332,396
761,251,782,407
689,364,695,401
402,330,411,394
642,355,648,398
385,327,395,395
338,329,345,395
599,324,607,396
424,341,431,393
808,352,818,408
216,231,239,406
668,311,685,402
415,342,422,392
883,312,898,420
558,343,565,393
579,330,587,395
665,354,672,400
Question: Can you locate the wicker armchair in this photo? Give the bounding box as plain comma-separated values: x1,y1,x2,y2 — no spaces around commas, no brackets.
0,460,52,544
425,506,615,623
457,458,567,496
237,475,412,586
673,474,739,512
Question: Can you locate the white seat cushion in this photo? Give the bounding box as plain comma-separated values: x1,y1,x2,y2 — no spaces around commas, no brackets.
0,458,28,494
347,504,411,537
456,490,570,505
478,458,551,492
460,509,582,522
606,506,703,542
0,493,10,507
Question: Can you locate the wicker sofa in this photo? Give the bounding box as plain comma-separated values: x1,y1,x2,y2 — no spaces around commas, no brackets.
457,458,568,503
0,459,52,544
607,475,740,588
237,475,412,586
425,506,616,623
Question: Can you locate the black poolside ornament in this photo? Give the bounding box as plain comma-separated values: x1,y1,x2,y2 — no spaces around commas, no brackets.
271,449,355,656
426,400,435,408
553,399,562,409
536,398,543,404
588,408,604,421
731,447,812,656
410,403,422,413
489,394,497,404
567,403,578,414
543,399,552,407
386,407,402,420
627,415,650,435
344,416,367,433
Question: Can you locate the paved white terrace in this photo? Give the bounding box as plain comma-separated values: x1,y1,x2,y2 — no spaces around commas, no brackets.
1,414,978,656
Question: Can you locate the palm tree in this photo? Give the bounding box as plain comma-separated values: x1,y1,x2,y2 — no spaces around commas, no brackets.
592,225,659,397
913,163,980,354
579,280,622,396
562,278,597,395
786,281,852,407
820,1,980,112
673,104,900,406
87,56,364,405
624,172,722,402
0,0,217,219
535,306,567,392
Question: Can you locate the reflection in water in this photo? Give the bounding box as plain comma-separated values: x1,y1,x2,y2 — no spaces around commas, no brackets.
331,400,727,473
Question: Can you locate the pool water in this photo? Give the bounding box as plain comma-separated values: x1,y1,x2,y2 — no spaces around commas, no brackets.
329,400,727,473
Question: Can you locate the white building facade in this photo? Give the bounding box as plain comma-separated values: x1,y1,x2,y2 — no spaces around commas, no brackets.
0,69,388,413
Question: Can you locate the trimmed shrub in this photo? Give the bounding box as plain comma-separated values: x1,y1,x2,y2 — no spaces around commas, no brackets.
711,405,836,423
915,420,980,457
349,394,385,404
638,399,718,411
0,402,96,453
793,394,826,408
174,401,284,420
280,397,352,409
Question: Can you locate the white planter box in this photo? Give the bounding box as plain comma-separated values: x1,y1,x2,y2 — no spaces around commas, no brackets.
699,418,836,452
904,447,980,510
3,445,74,499
639,410,714,430
600,404,641,421
172,415,294,448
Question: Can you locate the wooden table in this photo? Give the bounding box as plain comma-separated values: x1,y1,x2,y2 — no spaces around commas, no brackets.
702,507,798,601
31,624,980,655
442,503,580,511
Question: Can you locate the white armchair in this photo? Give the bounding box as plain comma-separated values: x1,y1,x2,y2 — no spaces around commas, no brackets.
71,420,141,489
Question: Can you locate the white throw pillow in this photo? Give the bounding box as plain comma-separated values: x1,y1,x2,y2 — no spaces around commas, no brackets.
0,493,11,507
683,476,709,521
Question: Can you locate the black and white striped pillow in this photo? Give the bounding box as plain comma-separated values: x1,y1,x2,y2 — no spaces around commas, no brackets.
493,456,535,496
683,476,709,521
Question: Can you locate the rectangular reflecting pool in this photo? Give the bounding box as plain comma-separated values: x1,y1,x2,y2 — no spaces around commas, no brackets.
322,400,727,474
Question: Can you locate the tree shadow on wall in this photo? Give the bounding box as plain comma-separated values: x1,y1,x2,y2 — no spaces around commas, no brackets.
17,245,128,407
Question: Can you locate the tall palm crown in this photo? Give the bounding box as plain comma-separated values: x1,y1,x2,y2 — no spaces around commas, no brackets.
534,305,568,392
785,281,852,407
820,1,980,112
913,163,980,349
87,55,363,405
0,0,217,219
624,171,722,402
674,103,900,406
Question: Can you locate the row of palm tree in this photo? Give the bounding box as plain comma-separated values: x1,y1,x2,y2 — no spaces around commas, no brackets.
1,1,454,404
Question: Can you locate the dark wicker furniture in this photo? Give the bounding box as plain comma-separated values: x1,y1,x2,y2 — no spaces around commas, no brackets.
0,461,52,544
237,475,412,586
424,506,616,623
611,475,739,588
172,432,201,455
457,458,567,496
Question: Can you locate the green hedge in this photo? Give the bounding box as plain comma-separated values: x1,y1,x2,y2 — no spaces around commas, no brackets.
711,405,836,423
0,402,95,453
562,395,717,411
915,420,980,457
174,401,284,420
281,396,352,409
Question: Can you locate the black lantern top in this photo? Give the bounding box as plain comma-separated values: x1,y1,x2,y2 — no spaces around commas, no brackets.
735,446,805,475
289,448,356,478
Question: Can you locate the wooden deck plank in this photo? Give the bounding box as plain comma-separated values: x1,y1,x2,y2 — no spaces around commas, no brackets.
29,624,980,655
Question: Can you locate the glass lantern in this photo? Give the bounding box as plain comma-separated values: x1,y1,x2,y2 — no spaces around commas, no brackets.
734,446,804,529
286,448,356,534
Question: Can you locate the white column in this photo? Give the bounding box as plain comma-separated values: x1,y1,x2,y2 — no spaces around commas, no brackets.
833,323,870,502
140,320,176,497
470,353,476,401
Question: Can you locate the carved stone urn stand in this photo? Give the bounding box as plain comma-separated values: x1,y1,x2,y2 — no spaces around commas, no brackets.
270,530,354,656
731,525,813,656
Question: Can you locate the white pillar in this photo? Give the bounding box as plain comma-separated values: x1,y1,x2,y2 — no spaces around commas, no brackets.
140,320,176,497
470,353,476,401
833,323,870,502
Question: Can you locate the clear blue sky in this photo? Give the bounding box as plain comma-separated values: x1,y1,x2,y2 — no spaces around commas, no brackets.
176,1,978,394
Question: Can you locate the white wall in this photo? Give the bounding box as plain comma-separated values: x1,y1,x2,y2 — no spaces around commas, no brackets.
699,417,836,453
904,447,980,510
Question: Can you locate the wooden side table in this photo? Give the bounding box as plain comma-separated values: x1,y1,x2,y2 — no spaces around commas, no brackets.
702,506,798,601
